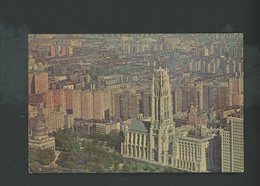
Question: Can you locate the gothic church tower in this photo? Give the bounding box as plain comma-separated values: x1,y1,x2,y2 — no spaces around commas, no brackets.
149,67,176,164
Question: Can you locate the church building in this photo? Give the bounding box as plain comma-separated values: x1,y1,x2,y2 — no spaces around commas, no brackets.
121,67,177,166
29,115,55,151
121,67,220,172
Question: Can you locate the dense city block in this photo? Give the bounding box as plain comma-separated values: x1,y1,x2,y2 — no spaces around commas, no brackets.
28,34,244,173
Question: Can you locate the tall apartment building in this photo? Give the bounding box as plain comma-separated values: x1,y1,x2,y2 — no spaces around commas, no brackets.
182,87,191,112
93,90,105,120
28,72,49,95
102,89,114,120
45,89,73,113
81,90,94,120
64,89,73,109
210,83,229,110
115,91,140,121
72,89,113,120
202,84,210,111
220,116,244,172
173,88,183,114
45,91,55,113
72,90,82,119
228,74,244,106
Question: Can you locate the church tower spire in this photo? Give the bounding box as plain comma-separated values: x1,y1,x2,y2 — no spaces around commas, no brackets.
151,67,173,127
149,67,175,164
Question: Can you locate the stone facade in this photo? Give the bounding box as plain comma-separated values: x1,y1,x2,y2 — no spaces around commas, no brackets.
121,67,177,166
121,67,220,172
29,116,55,151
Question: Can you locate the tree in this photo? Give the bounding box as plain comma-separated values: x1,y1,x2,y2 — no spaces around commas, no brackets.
29,148,55,166
38,149,55,165
28,148,38,164
52,128,80,151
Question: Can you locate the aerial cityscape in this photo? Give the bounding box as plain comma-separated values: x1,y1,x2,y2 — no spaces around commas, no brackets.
28,34,244,173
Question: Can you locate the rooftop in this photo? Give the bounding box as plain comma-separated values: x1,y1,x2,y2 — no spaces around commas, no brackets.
128,119,150,133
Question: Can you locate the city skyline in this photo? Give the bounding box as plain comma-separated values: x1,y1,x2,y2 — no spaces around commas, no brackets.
28,34,243,173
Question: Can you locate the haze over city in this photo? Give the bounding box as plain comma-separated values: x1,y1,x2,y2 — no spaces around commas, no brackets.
28,34,243,173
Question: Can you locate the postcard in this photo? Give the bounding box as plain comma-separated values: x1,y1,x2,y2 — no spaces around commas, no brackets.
28,34,244,173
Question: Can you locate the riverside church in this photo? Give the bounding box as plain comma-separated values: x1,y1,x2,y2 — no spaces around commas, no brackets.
121,67,221,172
121,67,178,166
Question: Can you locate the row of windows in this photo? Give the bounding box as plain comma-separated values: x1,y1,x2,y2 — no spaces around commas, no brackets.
179,144,198,149
179,152,197,156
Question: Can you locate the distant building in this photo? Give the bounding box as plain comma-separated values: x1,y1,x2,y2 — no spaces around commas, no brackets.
73,119,120,134
95,121,120,134
74,119,96,134
187,104,208,127
220,116,244,172
210,83,229,110
228,74,244,106
175,126,221,172
188,104,198,126
45,91,55,113
28,93,45,105
64,112,74,129
72,89,113,120
72,90,82,119
44,90,67,113
173,88,183,114
44,111,65,133
50,44,73,57
28,72,49,95
64,89,73,109
81,90,94,120
29,116,55,150
202,84,210,111
115,91,140,121
93,90,105,120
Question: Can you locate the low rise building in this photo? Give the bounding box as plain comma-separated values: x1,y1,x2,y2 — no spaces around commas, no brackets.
29,116,55,150
175,131,221,172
